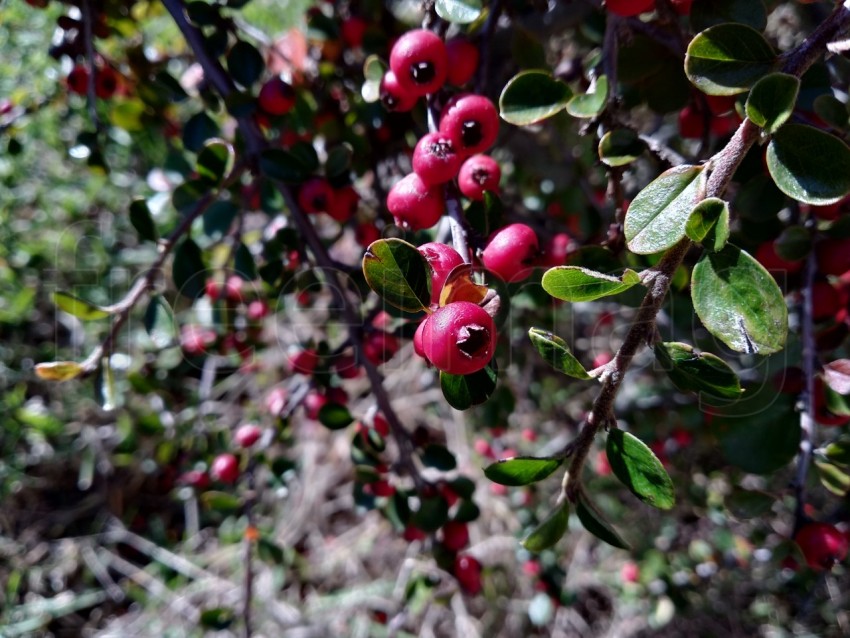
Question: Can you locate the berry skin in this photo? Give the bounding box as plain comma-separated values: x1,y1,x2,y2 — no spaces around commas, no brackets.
362,331,400,365
441,521,470,551
95,67,119,99
234,423,263,448
246,299,270,321
387,173,445,230
817,238,850,276
670,0,692,14
418,242,465,306
289,348,319,375
678,105,705,140
606,0,656,17
458,154,501,201
258,77,296,116
327,185,360,223
413,318,429,360
482,223,540,283
543,232,574,268
389,29,448,96
355,222,382,247
210,453,240,484
794,522,849,570
303,390,329,420
445,37,480,86
298,177,336,215
454,554,482,595
224,275,244,303
439,94,500,157
379,71,418,113
755,240,804,276
811,280,844,322
340,16,368,49
621,562,640,583
181,324,217,355
412,132,462,186
66,65,90,95
421,301,497,375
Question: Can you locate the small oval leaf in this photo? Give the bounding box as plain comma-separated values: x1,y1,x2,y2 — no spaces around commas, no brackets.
499,70,572,126
362,238,431,312
685,24,776,96
484,456,563,486
144,296,177,349
541,267,641,302
685,197,729,252
654,341,743,400
53,291,111,321
576,492,630,550
522,502,569,552
196,138,235,184
566,75,608,118
129,199,158,243
598,129,646,167
172,238,207,300
691,0,767,33
745,73,799,135
35,361,84,382
528,328,591,379
435,0,482,24
440,363,497,410
606,429,675,510
259,148,314,184
226,40,265,88
318,403,354,430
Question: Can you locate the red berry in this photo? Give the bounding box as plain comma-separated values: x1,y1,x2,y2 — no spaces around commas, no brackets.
333,353,361,379
457,154,501,200
95,66,119,99
66,65,89,95
454,554,482,595
210,453,240,484
298,177,336,215
403,525,428,542
234,423,263,448
482,223,540,283
711,111,742,137
670,0,692,15
705,94,737,116
817,238,850,276
303,390,329,420
678,105,705,140
341,16,368,49
265,387,288,416
543,232,574,268
413,132,462,186
178,470,210,489
413,318,429,360
387,173,445,230
205,279,222,300
373,414,390,437
379,70,418,113
180,324,217,355
441,521,470,551
327,185,359,223
445,37,479,86
389,29,448,96
367,479,396,497
418,242,465,306
795,522,849,570
363,331,400,365
327,386,349,405
439,94,499,157
621,561,640,583
755,240,804,276
246,299,270,321
355,222,382,247
812,280,844,322
606,0,656,17
421,301,497,375
289,348,319,374
258,77,296,116
224,275,244,303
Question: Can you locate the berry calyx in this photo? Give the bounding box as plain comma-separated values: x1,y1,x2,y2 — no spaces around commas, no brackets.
258,77,296,116
418,242,465,306
482,223,540,283
389,29,448,96
440,94,499,157
210,453,240,484
457,154,501,200
387,173,445,230
794,522,848,570
412,132,462,186
421,301,496,375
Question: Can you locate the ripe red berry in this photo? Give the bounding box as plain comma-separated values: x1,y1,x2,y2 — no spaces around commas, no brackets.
224,275,244,303
180,324,217,355
210,453,240,484
178,470,210,489
205,279,222,300
621,561,640,583
258,77,296,116
421,301,497,375
389,29,448,96
457,154,501,201
543,232,574,268
246,299,270,321
234,423,263,448
412,132,462,186
362,331,400,365
439,94,499,157
327,185,360,223
341,16,368,49
413,318,428,360
333,353,361,379
482,223,540,283
66,65,89,95
355,222,382,247
670,0,692,14
303,390,329,420
795,522,849,570
379,70,418,113
326,386,349,405
387,173,445,230
445,37,479,86
755,240,804,276
418,242,465,306
606,0,656,17
367,479,396,497
95,67,119,99
298,177,336,215
265,387,287,416
441,521,470,551
705,94,737,116
454,554,482,595
289,348,319,374
678,105,705,140
817,238,850,276
403,525,428,542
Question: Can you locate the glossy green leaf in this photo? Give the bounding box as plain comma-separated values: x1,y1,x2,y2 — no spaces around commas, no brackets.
815,460,850,496
576,492,630,549
824,436,850,468
726,488,774,519
172,238,206,299
53,291,110,320
541,267,641,302
34,361,84,382
691,245,788,354
691,0,767,32
499,70,572,126
196,139,234,184
685,24,776,96
484,456,563,486
362,238,431,312
766,124,850,206
528,328,591,379
318,403,353,430
183,112,219,153
654,341,743,400
421,444,458,471
411,495,449,532
202,201,239,241
171,179,209,214
259,148,314,183
745,73,799,135
226,40,264,88
566,75,608,118
606,429,675,510
325,143,353,179
234,243,257,280
186,1,218,25
685,197,729,252
144,296,177,349
440,363,497,410
813,94,849,131
598,129,646,167
435,0,482,24
129,199,158,243
522,501,569,552
625,164,705,254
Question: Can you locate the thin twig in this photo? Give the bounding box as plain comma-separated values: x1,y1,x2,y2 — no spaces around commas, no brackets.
80,0,101,132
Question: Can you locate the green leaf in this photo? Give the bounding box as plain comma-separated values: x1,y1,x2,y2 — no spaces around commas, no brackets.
684,24,776,96
624,164,705,255
541,267,641,302
202,201,239,241
691,245,788,354
813,94,849,131
129,199,158,243
499,70,572,126
440,363,497,410
690,0,767,33
726,488,774,519
53,291,110,320
522,502,569,552
566,75,608,118
685,197,729,252
598,129,646,167
766,124,850,206
411,495,449,532
34,361,84,382
325,143,353,179
183,111,220,153
172,179,209,214
234,243,257,280
144,296,177,349
654,342,743,400
172,238,207,299
815,460,850,496
483,456,563,486
773,226,812,262
528,328,591,379
745,73,799,135
362,238,431,312
226,40,264,88
318,403,353,430
435,0,482,24
421,444,458,471
824,436,850,468
200,491,241,512
606,429,675,510
196,139,234,184
259,148,314,184
199,608,235,630
575,492,630,550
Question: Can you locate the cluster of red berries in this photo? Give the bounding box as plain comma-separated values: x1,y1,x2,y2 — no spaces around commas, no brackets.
66,64,120,99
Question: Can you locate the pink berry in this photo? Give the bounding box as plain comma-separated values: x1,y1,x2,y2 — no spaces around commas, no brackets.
454,554,482,594
543,232,574,268
441,521,470,551
445,37,479,86
413,318,429,360
362,331,400,365
258,77,296,116
224,275,244,303
289,348,319,375
379,70,418,113
234,423,262,448
482,223,540,283
389,29,448,96
210,453,240,484
621,561,640,583
265,387,287,416
607,0,655,17
298,177,335,215
178,470,210,489
246,299,270,321
457,154,500,200
387,173,445,230
341,16,368,48
413,132,462,186
421,301,496,375
439,94,499,157
181,324,217,355
355,222,382,247
303,390,329,420
795,522,848,570
327,185,359,223
418,242,465,306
